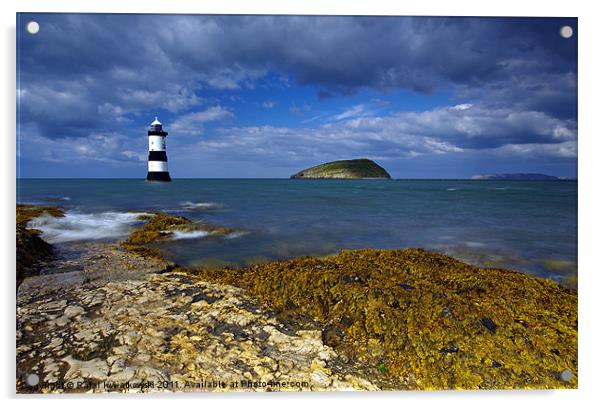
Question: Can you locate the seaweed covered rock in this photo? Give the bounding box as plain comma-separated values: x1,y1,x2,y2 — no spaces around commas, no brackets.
188,248,577,390
16,204,64,288
122,212,236,258
126,213,192,245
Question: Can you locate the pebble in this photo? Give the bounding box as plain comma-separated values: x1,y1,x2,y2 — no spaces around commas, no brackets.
481,317,497,334
48,337,63,349
63,305,86,319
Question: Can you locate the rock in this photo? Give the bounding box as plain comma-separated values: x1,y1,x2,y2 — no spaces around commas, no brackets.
50,316,70,327
47,337,63,349
310,368,333,388
111,345,131,356
322,324,344,348
108,357,125,373
481,317,497,334
110,367,136,382
440,342,459,354
39,300,68,311
264,326,290,346
318,349,334,361
62,356,109,381
252,365,272,379
73,328,98,342
42,359,61,383
64,305,85,319
278,359,295,374
16,238,383,393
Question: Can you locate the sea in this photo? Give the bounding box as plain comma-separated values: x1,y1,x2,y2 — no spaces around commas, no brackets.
17,179,578,284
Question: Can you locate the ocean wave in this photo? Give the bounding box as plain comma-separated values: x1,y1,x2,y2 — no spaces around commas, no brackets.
181,201,223,211
169,230,211,240
27,211,149,244
224,231,250,239
169,229,249,240
44,196,71,202
446,188,461,191
464,241,486,248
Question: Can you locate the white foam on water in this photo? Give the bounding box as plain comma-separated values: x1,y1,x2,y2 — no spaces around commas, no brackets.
181,201,223,211
169,230,211,240
224,231,250,239
169,229,249,240
446,188,460,191
44,196,71,202
27,211,150,244
465,241,486,248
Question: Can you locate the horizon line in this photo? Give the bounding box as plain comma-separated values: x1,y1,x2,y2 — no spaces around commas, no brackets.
16,177,578,181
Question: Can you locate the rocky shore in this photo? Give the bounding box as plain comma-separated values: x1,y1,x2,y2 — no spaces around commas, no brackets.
16,207,577,392
190,248,578,390
16,212,377,393
16,204,65,288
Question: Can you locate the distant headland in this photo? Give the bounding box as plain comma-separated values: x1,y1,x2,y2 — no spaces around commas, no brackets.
471,173,561,180
291,159,391,179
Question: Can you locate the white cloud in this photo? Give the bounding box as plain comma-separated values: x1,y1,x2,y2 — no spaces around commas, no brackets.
170,106,234,136
333,104,369,121
20,131,147,165
491,140,577,158
19,101,577,175
172,103,576,166
452,103,473,111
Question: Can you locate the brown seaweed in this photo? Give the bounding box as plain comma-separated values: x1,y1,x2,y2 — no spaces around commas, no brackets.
186,248,577,390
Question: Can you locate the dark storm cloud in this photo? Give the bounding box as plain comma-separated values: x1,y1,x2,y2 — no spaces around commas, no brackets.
17,13,577,176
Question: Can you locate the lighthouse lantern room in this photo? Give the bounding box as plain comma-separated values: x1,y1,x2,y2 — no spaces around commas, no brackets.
146,116,171,182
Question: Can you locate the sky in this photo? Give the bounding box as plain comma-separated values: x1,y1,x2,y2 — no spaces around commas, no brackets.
16,14,577,179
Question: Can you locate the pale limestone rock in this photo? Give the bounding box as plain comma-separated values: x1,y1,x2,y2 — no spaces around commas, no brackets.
48,337,63,349
39,300,67,311
17,243,379,393
110,367,136,382
310,369,333,388
64,305,86,319
62,356,109,381
50,316,70,327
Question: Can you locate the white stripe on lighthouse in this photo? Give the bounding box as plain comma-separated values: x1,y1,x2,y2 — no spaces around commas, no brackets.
148,135,166,151
148,161,168,172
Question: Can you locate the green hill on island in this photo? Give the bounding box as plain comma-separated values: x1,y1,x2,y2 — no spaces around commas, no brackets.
291,159,391,179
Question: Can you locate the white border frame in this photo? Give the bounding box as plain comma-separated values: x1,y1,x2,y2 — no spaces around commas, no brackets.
2,1,600,406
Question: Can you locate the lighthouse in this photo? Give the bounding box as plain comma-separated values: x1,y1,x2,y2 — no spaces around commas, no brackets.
146,116,171,182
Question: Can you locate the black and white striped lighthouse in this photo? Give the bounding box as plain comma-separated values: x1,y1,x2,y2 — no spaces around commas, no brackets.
146,116,171,182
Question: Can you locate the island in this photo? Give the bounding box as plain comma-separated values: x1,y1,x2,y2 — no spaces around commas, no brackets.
471,173,560,180
290,159,391,179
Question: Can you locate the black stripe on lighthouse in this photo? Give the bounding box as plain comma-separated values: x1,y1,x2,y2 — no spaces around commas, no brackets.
148,151,168,161
147,171,171,182
146,116,172,182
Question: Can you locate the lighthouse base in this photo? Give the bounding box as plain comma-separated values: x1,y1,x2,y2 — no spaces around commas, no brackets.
146,171,172,182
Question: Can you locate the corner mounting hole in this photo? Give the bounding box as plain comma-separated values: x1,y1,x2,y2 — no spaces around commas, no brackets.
560,25,573,39
26,21,39,35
